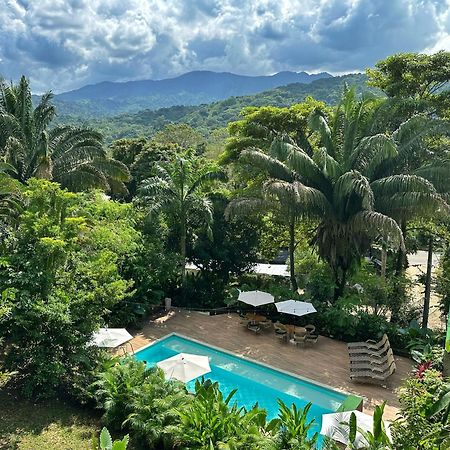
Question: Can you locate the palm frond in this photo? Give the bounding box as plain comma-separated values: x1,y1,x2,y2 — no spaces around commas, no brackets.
56,164,109,192
187,170,227,196
225,197,272,220
270,138,327,188
371,174,438,196
349,211,404,250
350,134,398,177
308,110,336,158
264,179,332,217
334,171,374,211
393,115,450,162
240,148,293,182
414,159,450,193
313,147,343,180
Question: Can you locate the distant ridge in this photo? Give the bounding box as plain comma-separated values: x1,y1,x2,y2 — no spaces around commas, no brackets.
57,73,378,143
52,70,332,117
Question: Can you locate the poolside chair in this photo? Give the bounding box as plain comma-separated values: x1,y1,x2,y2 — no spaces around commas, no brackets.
239,316,250,327
259,319,273,330
348,335,391,359
305,332,319,345
349,358,396,383
274,326,288,342
274,321,287,332
304,324,316,335
293,334,307,346
247,323,261,334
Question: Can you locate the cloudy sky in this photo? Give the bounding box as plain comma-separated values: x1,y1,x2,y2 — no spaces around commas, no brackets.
1,0,450,93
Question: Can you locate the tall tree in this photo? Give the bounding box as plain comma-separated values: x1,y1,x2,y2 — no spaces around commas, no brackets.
138,152,226,285
0,163,22,227
225,99,330,290
234,89,450,301
367,51,450,116
0,76,129,192
309,89,450,274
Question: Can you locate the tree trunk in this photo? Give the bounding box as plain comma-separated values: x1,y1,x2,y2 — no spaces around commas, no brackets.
180,210,187,287
288,216,298,292
422,236,433,330
444,306,450,378
444,352,450,378
380,247,387,280
395,222,407,275
333,269,347,302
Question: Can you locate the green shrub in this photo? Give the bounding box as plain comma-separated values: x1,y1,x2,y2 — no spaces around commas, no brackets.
0,181,139,398
91,428,129,450
392,370,449,449
93,357,190,449
92,358,154,430
124,368,190,449
176,379,275,449
273,401,318,450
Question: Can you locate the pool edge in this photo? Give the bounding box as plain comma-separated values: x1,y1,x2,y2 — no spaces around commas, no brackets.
134,331,362,412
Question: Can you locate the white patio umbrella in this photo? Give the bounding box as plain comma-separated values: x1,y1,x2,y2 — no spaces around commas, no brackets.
238,290,275,307
320,410,392,448
90,328,133,348
157,353,211,383
275,300,317,317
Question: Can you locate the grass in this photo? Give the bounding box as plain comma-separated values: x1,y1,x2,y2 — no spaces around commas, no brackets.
0,388,100,450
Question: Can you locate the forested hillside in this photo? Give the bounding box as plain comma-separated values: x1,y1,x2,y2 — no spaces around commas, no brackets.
51,70,331,117
58,73,377,142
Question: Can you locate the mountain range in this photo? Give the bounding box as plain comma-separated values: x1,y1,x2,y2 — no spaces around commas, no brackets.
51,70,332,117
58,73,378,143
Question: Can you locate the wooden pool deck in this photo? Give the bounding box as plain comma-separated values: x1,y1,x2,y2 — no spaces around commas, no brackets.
126,309,413,421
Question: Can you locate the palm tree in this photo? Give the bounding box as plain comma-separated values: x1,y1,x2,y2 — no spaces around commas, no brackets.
0,76,129,192
234,87,449,301
308,89,449,289
238,138,404,301
138,153,227,284
0,163,22,226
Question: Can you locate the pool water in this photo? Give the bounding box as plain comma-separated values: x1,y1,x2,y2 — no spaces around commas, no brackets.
134,334,348,443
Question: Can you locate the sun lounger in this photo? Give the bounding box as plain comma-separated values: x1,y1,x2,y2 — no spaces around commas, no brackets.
348,335,396,383
348,334,389,351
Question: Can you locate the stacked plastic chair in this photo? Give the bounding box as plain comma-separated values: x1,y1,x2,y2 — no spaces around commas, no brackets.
347,334,396,383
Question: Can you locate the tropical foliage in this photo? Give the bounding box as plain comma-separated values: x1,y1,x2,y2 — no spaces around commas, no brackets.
138,151,227,284
0,180,139,397
0,76,130,192
392,369,450,449
176,379,275,449
1,52,450,450
229,87,449,299
91,428,129,450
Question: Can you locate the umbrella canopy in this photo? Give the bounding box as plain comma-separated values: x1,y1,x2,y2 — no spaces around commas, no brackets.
320,411,392,448
157,353,211,383
275,300,317,317
238,290,275,307
90,328,133,348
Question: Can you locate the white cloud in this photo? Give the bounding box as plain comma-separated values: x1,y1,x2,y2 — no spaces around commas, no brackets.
0,0,448,92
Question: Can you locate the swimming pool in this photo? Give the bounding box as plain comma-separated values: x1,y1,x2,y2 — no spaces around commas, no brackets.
135,333,351,441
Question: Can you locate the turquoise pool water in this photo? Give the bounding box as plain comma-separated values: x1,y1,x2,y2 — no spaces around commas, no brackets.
134,334,348,442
